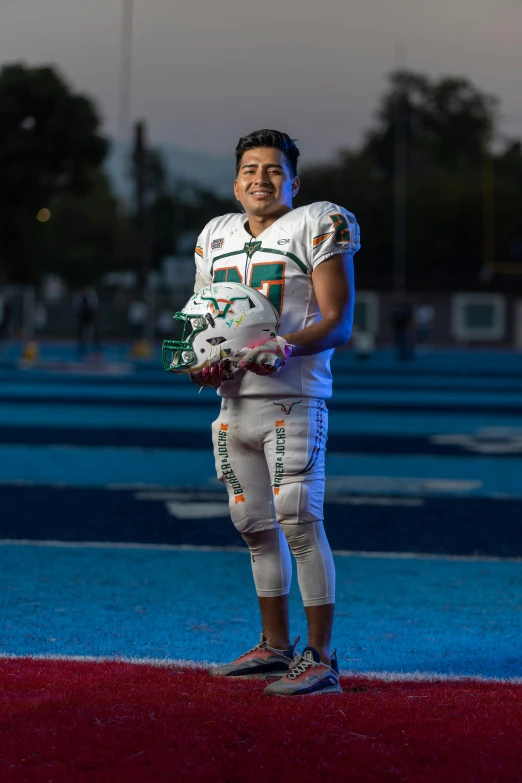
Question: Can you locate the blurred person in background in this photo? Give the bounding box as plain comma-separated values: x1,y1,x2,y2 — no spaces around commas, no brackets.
351,324,375,361
415,303,435,348
156,308,175,338
188,129,360,696
73,286,101,356
33,301,48,333
390,298,414,360
128,299,148,340
0,292,13,348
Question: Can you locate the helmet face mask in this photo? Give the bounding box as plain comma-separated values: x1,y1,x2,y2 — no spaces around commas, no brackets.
162,282,279,373
162,312,211,372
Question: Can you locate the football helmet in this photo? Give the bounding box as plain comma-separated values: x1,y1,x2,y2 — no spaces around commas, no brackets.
162,282,280,373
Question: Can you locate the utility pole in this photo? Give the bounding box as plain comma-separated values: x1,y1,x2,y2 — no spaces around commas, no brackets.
113,0,135,269
132,119,155,349
393,84,407,294
134,120,151,287
393,46,408,295
480,124,495,281
118,0,134,181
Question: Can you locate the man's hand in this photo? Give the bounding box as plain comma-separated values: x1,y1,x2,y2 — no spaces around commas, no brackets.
189,358,238,388
189,363,225,388
236,336,292,376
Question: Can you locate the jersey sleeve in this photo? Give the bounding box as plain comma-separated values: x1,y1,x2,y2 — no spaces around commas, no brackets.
193,225,214,293
308,202,361,270
193,214,239,292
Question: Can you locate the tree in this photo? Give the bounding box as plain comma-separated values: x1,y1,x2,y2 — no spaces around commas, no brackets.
298,70,520,287
128,144,237,268
48,169,121,287
364,71,496,176
148,181,237,267
0,63,108,283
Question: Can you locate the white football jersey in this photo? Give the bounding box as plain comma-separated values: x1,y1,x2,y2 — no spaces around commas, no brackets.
193,201,360,399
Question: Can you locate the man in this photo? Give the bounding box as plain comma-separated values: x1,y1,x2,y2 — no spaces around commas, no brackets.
415,303,435,347
72,286,101,356
191,129,360,695
390,298,414,361
0,292,13,347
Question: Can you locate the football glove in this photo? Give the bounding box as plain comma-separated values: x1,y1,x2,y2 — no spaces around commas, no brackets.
236,336,293,376
190,364,223,388
190,358,237,389
190,357,237,388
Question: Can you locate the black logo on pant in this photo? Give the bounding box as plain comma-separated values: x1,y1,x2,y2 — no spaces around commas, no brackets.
273,400,302,415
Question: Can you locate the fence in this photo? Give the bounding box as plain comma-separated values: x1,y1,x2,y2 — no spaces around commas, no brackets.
3,278,522,348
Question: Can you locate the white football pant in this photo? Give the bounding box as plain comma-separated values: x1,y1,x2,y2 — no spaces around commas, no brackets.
212,397,335,607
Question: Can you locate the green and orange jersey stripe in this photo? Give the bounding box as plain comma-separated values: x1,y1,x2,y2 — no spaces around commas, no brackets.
312,232,332,248
195,246,204,258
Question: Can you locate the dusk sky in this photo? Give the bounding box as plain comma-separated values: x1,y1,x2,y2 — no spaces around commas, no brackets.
1,0,521,167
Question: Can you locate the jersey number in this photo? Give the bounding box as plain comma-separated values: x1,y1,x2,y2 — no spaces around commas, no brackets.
330,213,351,243
214,262,285,314
212,266,242,284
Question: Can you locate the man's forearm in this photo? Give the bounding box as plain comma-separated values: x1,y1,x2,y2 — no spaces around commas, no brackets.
282,317,352,357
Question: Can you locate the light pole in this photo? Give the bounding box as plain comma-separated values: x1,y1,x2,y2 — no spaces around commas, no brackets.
480,124,495,281
393,87,407,295
118,0,134,182
393,45,407,295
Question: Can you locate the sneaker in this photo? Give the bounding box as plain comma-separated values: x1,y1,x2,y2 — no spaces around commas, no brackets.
208,634,297,679
264,646,342,696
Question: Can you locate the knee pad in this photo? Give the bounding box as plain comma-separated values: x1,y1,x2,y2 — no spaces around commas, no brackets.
280,521,335,607
227,491,275,535
274,480,324,527
241,528,292,599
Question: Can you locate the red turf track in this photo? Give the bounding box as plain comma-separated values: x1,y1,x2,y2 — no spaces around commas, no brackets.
1,659,522,783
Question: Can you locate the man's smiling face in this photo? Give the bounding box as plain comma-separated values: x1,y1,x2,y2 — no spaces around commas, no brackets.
234,147,299,220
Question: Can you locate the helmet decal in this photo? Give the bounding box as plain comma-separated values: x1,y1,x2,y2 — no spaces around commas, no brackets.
200,295,250,319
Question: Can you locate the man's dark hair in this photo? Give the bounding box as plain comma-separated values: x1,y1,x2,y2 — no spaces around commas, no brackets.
235,129,300,177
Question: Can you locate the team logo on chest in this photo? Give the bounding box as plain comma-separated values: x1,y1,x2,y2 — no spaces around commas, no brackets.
211,237,225,251
244,240,262,259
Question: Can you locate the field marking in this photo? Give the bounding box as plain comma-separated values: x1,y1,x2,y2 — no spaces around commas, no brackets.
165,500,230,519
1,538,522,563
0,652,521,684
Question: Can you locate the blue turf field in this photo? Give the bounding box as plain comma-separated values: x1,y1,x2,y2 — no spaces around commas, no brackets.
1,344,521,678
1,544,521,678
